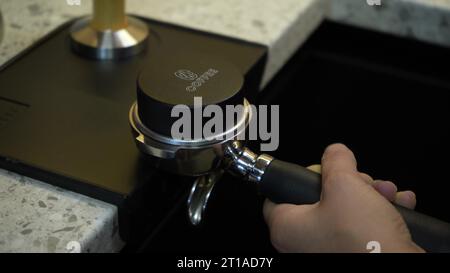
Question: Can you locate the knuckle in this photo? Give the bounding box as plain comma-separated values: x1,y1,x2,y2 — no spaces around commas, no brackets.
324,170,356,185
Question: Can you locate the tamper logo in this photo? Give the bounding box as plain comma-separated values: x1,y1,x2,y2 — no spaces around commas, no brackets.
174,69,220,92
175,70,198,81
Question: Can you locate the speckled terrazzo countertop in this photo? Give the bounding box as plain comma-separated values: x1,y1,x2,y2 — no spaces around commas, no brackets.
0,169,122,253
329,0,450,47
0,0,449,253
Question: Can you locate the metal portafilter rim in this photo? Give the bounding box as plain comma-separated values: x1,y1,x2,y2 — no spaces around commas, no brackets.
129,98,274,225
129,100,252,150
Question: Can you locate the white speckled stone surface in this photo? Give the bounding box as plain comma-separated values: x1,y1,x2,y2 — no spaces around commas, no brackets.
328,0,450,47
1,0,450,253
0,0,327,87
0,169,123,253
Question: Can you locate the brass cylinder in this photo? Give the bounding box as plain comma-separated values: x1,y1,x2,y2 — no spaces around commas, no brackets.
0,10,3,45
91,0,127,31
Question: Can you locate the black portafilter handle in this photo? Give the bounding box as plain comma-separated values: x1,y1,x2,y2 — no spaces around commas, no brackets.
260,159,450,252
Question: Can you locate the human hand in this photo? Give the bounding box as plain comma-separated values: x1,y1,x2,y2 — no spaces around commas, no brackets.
263,143,424,253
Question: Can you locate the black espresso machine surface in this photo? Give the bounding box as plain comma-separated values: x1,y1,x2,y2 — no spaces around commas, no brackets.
0,16,267,245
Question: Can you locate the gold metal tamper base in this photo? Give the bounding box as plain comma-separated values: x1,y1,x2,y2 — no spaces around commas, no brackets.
0,10,3,45
70,0,149,60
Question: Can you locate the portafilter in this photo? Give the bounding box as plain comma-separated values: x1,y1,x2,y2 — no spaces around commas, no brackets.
129,53,450,252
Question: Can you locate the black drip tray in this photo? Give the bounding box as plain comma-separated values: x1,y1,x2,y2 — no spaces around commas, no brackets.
0,17,267,245
0,17,267,205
